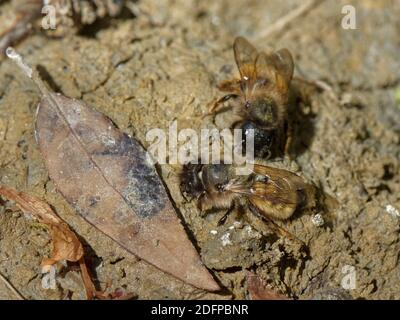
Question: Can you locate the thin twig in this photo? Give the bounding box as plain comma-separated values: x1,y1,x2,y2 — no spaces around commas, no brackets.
0,12,39,55
0,272,25,300
257,0,324,40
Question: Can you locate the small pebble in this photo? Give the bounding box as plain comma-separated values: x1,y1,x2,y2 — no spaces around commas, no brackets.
311,214,324,227
385,204,400,218
220,233,232,246
233,221,242,228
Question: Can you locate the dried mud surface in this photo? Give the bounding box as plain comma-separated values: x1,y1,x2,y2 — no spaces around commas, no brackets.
0,0,399,299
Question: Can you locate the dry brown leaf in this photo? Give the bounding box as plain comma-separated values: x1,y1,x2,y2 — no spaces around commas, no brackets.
6,48,219,291
247,272,289,300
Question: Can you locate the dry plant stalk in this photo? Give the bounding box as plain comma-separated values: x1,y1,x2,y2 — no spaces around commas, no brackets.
256,0,324,40
0,185,134,299
0,185,84,266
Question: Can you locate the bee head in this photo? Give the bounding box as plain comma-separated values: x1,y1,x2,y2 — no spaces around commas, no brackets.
181,163,235,199
201,164,231,193
180,163,205,198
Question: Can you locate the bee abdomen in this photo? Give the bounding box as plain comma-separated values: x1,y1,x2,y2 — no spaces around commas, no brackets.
250,196,297,220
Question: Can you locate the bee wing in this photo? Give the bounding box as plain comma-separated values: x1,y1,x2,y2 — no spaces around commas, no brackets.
255,49,294,92
248,182,299,220
251,164,305,189
248,165,306,220
254,52,277,84
224,165,307,220
233,37,258,80
274,49,294,84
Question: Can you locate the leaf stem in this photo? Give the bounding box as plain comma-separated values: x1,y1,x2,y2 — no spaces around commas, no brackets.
6,47,52,97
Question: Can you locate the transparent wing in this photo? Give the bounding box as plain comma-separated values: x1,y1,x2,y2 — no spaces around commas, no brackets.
255,49,294,87
225,164,306,220
233,36,258,80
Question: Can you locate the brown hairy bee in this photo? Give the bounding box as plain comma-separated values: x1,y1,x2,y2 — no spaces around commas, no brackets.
180,162,314,240
0,0,125,53
209,37,294,159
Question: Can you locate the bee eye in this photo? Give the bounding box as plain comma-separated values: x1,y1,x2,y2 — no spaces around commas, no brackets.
215,183,225,192
245,101,251,108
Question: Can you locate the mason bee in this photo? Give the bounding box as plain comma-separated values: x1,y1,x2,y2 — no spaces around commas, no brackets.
209,37,294,159
180,162,314,241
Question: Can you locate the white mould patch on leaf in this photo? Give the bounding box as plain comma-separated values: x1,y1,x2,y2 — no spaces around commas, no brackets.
100,134,116,146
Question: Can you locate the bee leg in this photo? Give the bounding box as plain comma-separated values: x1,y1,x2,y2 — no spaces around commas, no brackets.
205,94,237,117
261,148,272,160
284,132,291,155
283,121,294,160
264,216,305,247
217,205,235,226
247,206,305,247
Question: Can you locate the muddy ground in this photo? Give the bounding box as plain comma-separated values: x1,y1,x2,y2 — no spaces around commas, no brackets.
0,0,399,300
